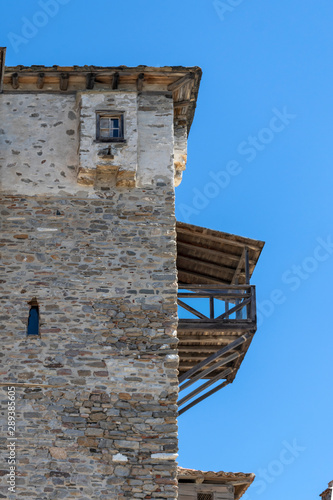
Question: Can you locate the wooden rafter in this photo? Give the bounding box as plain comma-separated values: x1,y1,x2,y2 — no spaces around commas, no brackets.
11,72,19,89
36,72,45,90
137,72,144,91
177,225,263,252
112,72,119,90
168,72,194,91
86,72,95,90
0,47,6,93
60,73,69,91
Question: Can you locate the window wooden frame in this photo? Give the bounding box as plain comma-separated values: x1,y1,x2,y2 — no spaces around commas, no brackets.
96,111,125,142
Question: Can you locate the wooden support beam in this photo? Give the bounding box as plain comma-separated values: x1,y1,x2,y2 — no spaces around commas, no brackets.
178,291,250,299
178,283,252,290
232,248,245,284
177,334,238,343
168,72,194,91
179,352,240,391
251,286,257,323
86,72,95,90
178,368,232,407
174,100,191,108
178,320,254,332
215,298,251,321
177,299,209,320
178,333,250,383
210,297,214,319
245,246,250,284
178,380,230,416
11,72,19,89
137,72,144,91
60,73,69,91
112,72,119,90
36,72,45,90
0,47,6,93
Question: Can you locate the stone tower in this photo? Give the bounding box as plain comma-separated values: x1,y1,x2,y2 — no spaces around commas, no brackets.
0,50,202,500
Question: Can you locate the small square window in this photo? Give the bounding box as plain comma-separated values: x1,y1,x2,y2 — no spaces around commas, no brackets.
96,112,124,142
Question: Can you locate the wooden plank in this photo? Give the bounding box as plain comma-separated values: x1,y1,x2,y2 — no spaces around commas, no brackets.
177,241,256,266
179,352,238,360
178,291,249,300
178,283,252,290
178,320,255,332
178,255,234,280
177,299,209,320
178,345,234,352
178,333,250,383
178,268,230,285
178,334,238,343
168,72,194,91
0,47,6,92
178,484,230,494
177,225,261,251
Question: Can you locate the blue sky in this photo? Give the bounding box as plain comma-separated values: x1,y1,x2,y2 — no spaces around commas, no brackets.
2,1,333,499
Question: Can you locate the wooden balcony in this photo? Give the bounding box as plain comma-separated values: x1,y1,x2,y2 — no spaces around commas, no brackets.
176,222,264,415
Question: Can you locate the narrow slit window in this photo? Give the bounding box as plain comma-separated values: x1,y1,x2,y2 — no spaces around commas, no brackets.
27,298,39,336
197,494,213,500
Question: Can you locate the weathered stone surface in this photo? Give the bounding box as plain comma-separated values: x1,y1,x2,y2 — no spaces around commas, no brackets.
49,448,67,459
0,89,180,500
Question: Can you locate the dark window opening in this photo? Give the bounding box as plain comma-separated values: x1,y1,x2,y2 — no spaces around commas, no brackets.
197,494,213,500
27,298,39,336
96,112,124,142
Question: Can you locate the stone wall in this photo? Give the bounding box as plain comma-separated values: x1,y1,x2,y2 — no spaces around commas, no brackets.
0,91,180,499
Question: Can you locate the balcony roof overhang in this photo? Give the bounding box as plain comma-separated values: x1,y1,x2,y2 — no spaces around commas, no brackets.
178,467,255,500
177,221,265,286
0,48,201,134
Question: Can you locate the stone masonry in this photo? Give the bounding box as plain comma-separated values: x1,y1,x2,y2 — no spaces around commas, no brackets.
0,65,202,499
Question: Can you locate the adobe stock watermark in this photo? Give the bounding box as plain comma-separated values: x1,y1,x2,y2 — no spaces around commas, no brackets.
257,236,333,327
242,439,306,499
8,0,72,54
213,0,246,22
178,106,296,222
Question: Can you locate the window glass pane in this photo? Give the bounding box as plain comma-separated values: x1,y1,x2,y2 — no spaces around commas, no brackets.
112,129,119,138
100,118,109,129
100,128,109,138
111,118,119,128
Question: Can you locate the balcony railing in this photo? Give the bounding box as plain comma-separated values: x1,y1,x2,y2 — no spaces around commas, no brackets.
177,284,257,415
178,284,256,330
